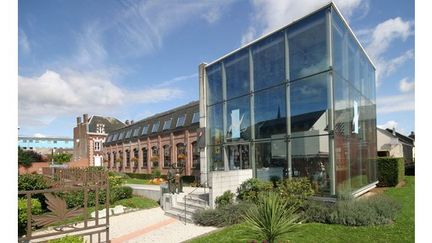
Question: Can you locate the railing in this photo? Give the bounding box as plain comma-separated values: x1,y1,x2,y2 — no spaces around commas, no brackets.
182,179,208,225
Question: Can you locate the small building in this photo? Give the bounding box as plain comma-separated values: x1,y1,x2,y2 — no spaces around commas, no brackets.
377,128,415,165
18,136,73,155
103,101,200,177
73,114,125,167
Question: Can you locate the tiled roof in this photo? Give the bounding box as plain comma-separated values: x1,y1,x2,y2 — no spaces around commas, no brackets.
88,116,126,133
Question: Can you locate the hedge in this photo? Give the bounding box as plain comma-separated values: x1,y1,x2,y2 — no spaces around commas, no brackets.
377,157,404,187
125,173,167,180
18,198,43,236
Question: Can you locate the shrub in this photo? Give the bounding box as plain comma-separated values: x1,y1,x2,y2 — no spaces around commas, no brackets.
125,173,153,180
47,235,83,243
238,192,302,243
377,157,404,187
110,186,133,203
18,174,49,191
193,202,254,227
18,198,43,236
151,169,162,179
276,177,314,208
109,175,125,188
304,195,401,226
215,190,235,208
236,178,273,204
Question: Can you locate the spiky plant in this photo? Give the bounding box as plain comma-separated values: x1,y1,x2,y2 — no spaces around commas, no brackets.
237,192,303,243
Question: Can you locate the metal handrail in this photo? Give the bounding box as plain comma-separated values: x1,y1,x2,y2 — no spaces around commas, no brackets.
183,178,208,225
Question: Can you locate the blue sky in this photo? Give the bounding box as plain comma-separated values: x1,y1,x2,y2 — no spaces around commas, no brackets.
18,0,415,137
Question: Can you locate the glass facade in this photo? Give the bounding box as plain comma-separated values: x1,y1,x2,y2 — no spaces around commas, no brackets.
204,4,377,197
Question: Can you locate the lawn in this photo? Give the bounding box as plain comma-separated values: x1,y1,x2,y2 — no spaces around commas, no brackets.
124,178,151,185
189,176,415,243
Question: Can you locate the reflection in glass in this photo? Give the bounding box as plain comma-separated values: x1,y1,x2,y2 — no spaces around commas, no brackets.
255,141,287,180
290,73,328,136
227,96,250,141
209,146,224,171
288,10,328,80
163,145,171,168
254,85,286,139
228,144,250,170
225,49,250,99
208,104,223,145
252,31,285,91
206,63,223,105
291,135,330,195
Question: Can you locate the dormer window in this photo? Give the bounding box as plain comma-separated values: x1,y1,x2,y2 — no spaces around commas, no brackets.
96,124,105,134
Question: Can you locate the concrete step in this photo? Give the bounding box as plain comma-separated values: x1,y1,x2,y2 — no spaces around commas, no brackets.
164,210,194,223
181,196,209,207
169,205,196,216
175,201,208,211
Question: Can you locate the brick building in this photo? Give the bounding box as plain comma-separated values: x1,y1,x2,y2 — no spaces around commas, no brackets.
73,114,125,166
103,101,200,177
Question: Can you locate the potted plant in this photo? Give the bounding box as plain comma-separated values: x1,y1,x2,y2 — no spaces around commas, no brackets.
131,157,138,168
115,157,122,168
177,153,186,162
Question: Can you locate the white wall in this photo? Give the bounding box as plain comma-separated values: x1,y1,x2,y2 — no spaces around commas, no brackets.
208,169,253,208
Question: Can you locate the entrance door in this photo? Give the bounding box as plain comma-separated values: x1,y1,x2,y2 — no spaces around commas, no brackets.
227,144,250,170
94,156,102,166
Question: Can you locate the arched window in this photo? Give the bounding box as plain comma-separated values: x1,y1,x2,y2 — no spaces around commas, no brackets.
126,149,130,167
163,145,171,167
176,143,187,167
192,141,199,169
107,153,111,168
142,147,148,168
151,146,159,167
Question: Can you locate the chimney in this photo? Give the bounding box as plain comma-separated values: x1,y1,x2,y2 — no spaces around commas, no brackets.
83,114,89,123
125,120,130,125
409,131,415,140
130,120,134,124
392,127,396,136
77,116,81,125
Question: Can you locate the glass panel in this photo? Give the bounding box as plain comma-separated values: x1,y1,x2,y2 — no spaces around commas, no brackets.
288,10,328,80
207,103,223,145
226,96,251,141
291,135,330,195
133,127,140,137
112,133,119,141
118,131,125,140
209,145,224,171
228,144,250,170
192,142,199,168
106,135,112,142
225,49,250,99
332,10,347,79
176,114,186,127
255,140,287,181
141,125,149,135
254,85,287,139
349,87,363,191
347,35,360,89
125,129,132,139
206,63,223,105
151,121,160,133
290,73,329,136
163,118,172,130
252,31,285,91
192,112,200,124
176,143,187,166
334,74,352,194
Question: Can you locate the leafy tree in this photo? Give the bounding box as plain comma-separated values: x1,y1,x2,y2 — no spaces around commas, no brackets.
18,147,44,167
51,153,72,164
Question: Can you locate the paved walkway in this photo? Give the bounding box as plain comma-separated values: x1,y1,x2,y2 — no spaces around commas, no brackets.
108,207,216,243
126,184,209,194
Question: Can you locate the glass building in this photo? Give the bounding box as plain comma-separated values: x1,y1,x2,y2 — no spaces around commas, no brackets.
201,3,377,197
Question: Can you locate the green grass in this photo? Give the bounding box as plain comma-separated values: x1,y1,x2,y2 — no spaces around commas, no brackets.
113,196,159,209
188,176,415,243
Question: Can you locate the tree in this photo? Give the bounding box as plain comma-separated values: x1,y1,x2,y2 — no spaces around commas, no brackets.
18,147,44,167
51,153,73,164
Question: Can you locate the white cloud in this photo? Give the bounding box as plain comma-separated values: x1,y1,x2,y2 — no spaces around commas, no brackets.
156,73,198,87
18,70,183,127
241,0,366,46
399,77,415,93
33,133,46,138
362,17,414,83
376,93,415,114
19,28,30,54
378,120,398,130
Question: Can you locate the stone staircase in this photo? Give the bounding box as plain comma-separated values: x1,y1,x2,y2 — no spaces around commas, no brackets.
163,192,209,223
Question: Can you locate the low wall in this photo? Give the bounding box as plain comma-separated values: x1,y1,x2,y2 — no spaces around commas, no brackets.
19,162,50,174
208,169,253,208
130,187,162,202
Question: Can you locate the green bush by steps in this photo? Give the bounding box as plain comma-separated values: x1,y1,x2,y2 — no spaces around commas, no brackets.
377,157,404,187
215,190,235,208
236,178,273,204
193,202,255,227
18,198,43,236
